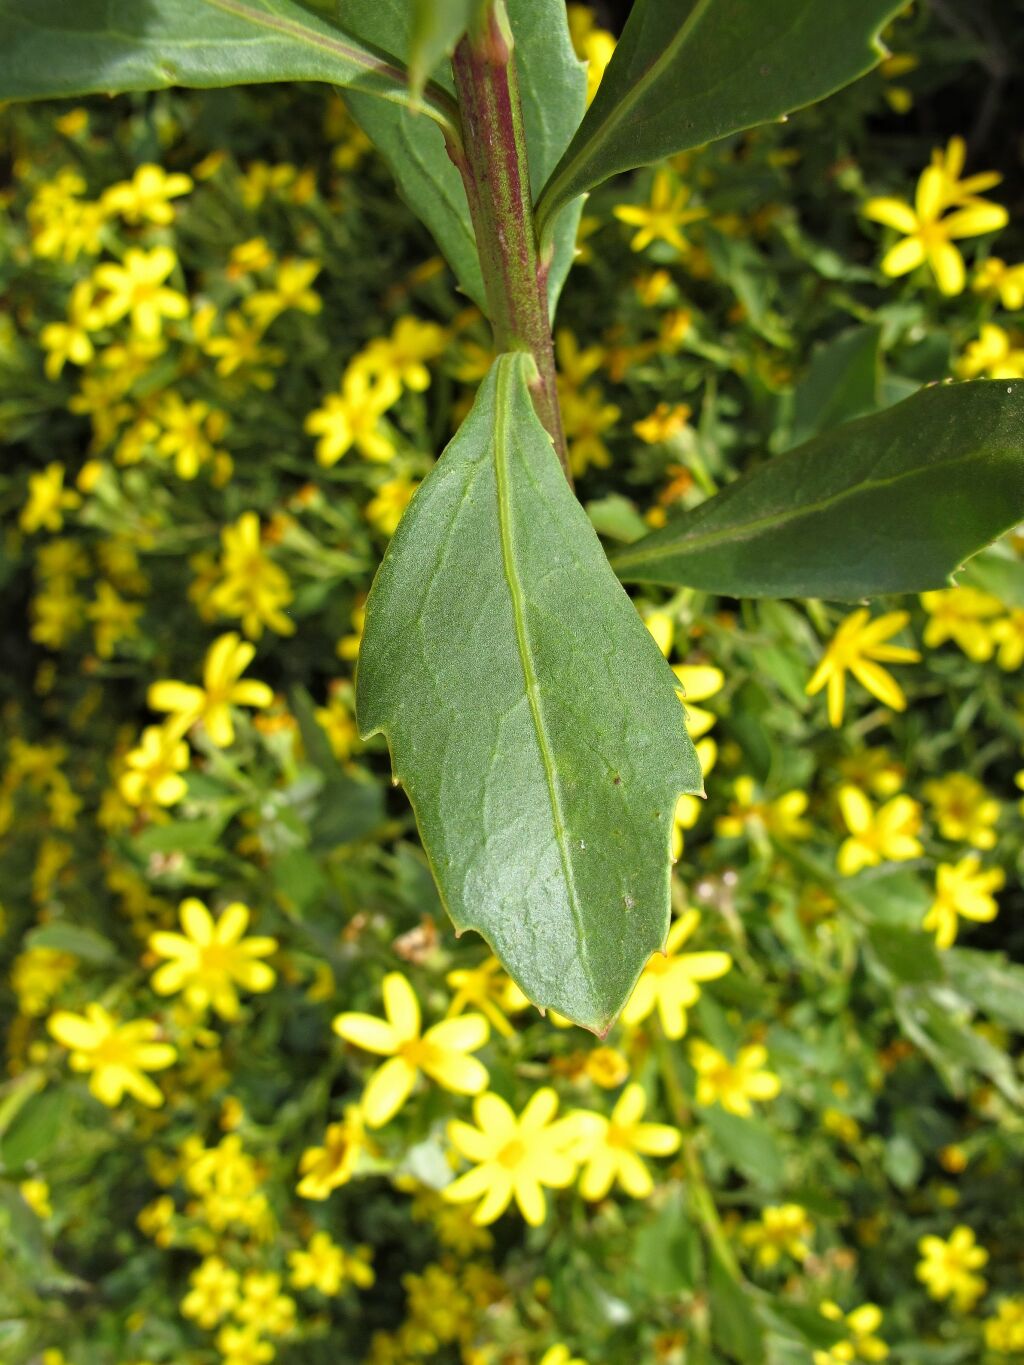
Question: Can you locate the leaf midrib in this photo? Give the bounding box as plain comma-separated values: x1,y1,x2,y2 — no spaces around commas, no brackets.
493,358,592,998
611,446,999,571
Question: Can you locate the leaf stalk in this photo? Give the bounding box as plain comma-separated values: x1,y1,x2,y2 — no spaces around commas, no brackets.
449,0,570,481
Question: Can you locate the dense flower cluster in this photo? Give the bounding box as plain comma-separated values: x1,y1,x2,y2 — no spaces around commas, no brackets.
2,5,1023,1364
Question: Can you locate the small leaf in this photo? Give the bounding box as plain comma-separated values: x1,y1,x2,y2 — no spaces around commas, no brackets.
344,0,586,316
611,380,1024,600
1,1088,64,1171
0,0,449,123
702,1107,784,1190
786,325,882,449
25,922,117,964
356,355,701,1031
866,923,944,985
407,0,474,101
537,0,903,231
709,1253,766,1363
958,541,1024,606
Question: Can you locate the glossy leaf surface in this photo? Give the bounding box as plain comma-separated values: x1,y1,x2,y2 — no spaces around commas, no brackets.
611,380,1024,600
344,0,586,315
537,0,903,231
357,355,701,1032
0,0,448,118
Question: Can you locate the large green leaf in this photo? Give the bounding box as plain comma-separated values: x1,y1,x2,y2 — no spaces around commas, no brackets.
536,0,903,234
0,0,456,129
344,0,586,316
356,354,701,1032
610,380,1024,600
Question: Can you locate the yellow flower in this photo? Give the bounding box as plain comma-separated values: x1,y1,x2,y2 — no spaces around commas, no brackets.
297,1106,369,1199
209,512,295,639
568,3,615,106
149,897,277,1019
837,748,905,799
916,1225,988,1311
633,402,692,445
991,609,1024,670
715,775,811,842
20,463,82,535
863,163,1007,295
39,279,103,379
204,309,286,387
446,957,522,1039
366,476,419,536
314,684,360,760
837,786,923,875
358,316,447,393
181,1256,240,1329
806,609,919,727
539,1346,588,1365
19,1178,52,1219
93,246,189,340
154,393,228,480
102,163,193,224
672,663,724,740
245,257,323,327
620,909,732,1039
920,587,1002,661
555,327,605,388
236,1270,296,1335
922,856,1003,950
613,171,707,253
813,1302,889,1365
288,1232,374,1296
560,384,620,478
86,581,143,659
443,1087,580,1225
583,1046,630,1089
119,723,190,808
11,947,77,1016
741,1204,814,1268
689,1040,780,1116
572,1083,681,1200
148,632,274,747
305,367,400,466
216,1324,274,1365
48,1003,175,1107
333,972,489,1128
956,323,1024,380
984,1297,1024,1354
929,136,1002,209
974,257,1024,311
922,772,1000,849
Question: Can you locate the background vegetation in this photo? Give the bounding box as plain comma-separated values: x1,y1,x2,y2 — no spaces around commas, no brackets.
1,2,1023,1361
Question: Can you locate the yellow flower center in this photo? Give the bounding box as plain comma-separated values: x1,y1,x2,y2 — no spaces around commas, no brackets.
399,1037,438,1070
607,1122,632,1149
497,1138,526,1169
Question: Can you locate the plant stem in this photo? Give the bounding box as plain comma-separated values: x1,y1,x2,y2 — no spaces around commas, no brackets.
449,1,571,483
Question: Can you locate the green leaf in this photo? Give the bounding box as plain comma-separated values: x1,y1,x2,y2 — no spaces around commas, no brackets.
1,1088,64,1171
709,1253,766,1363
344,0,586,316
945,947,1024,1031
702,1107,784,1191
785,325,881,449
866,923,944,985
0,0,455,127
25,922,118,964
958,541,1024,606
536,0,903,232
611,380,1024,600
408,0,474,101
632,1187,702,1295
356,355,701,1031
